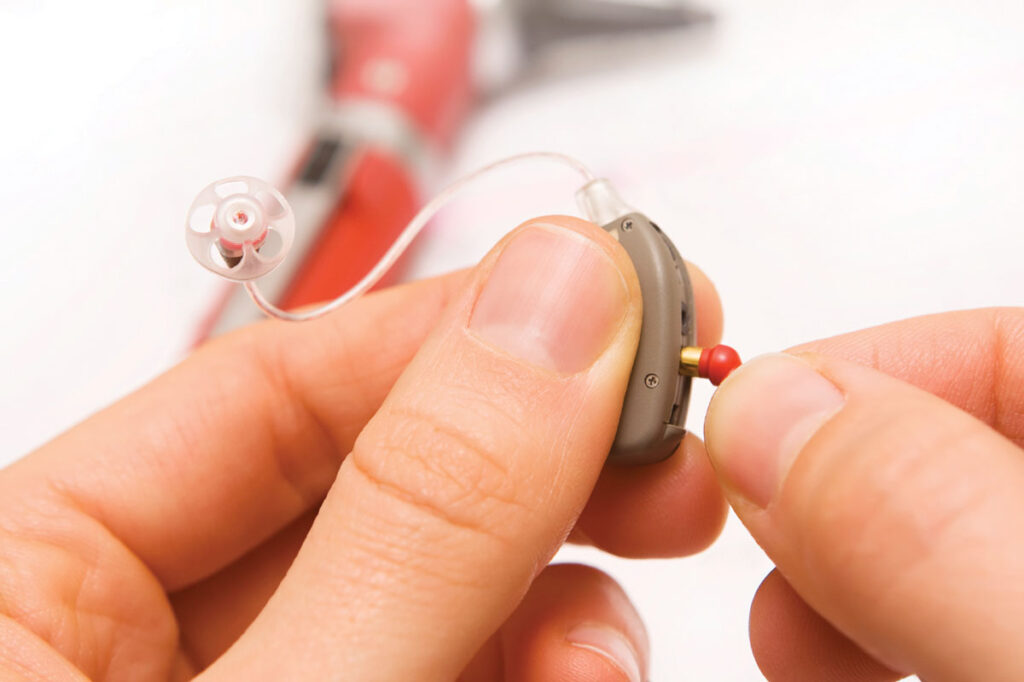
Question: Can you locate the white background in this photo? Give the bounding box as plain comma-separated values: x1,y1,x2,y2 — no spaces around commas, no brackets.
1,1,1021,679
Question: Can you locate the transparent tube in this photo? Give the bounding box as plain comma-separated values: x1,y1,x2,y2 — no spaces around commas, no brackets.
244,151,596,322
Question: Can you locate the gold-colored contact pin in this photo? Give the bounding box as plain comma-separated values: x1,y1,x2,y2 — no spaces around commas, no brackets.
679,346,703,377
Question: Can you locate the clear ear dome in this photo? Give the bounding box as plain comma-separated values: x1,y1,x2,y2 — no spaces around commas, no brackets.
185,176,295,281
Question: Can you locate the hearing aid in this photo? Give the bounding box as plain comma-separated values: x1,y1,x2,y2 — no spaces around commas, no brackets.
578,178,740,463
186,153,740,465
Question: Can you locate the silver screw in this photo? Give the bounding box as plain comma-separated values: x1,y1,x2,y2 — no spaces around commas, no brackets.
621,219,634,231
644,373,659,388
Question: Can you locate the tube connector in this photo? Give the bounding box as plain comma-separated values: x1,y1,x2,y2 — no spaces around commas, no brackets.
576,178,635,226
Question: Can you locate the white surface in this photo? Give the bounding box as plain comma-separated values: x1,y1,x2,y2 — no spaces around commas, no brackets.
1,1,1022,679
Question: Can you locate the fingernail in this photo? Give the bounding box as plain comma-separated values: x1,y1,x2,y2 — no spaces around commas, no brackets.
469,225,628,373
567,622,643,682
705,353,845,508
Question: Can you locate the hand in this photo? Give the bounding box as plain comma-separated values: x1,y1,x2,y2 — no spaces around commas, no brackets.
704,309,1024,681
0,216,727,681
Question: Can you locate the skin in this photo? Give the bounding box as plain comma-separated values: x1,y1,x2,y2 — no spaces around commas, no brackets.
705,308,1024,682
0,216,726,682
2,214,1018,681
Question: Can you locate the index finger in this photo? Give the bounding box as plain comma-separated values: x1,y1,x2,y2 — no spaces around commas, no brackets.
0,271,466,590
791,307,1024,446
1,244,727,593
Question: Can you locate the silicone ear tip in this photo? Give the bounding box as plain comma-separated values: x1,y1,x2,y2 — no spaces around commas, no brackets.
185,176,295,282
699,344,742,386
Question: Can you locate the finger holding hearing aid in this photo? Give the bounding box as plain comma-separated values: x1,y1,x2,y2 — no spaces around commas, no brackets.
196,215,647,680
0,213,735,681
704,308,1024,682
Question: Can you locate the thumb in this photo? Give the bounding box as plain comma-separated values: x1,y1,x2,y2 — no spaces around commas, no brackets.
200,217,642,681
704,353,1024,682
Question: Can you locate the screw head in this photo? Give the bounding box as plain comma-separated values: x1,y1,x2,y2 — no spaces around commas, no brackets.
621,219,634,231
644,373,660,388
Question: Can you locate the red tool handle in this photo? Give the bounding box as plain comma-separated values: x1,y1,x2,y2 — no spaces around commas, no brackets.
284,0,474,309
199,1,475,336
329,0,475,145
278,151,418,309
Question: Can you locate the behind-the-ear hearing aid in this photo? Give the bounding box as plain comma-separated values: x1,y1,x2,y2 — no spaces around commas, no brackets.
186,152,741,464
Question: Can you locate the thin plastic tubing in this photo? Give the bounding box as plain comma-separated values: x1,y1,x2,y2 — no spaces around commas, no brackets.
244,151,595,322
